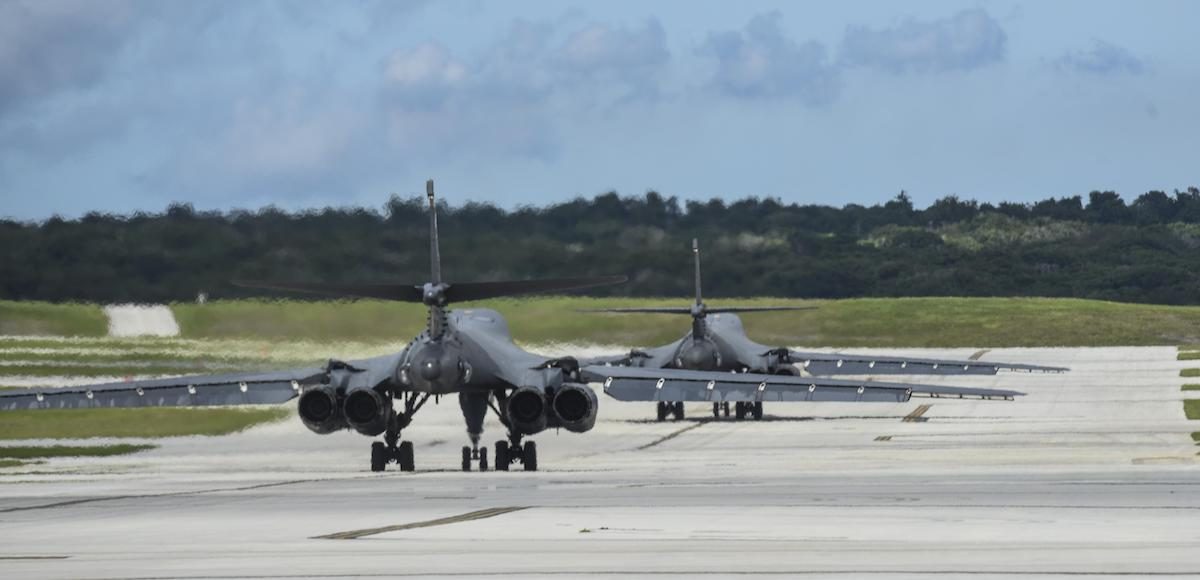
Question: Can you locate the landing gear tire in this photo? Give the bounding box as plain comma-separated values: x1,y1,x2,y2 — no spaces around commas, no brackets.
712,402,720,418
672,401,685,421
656,401,668,422
723,402,730,417
478,446,488,472
397,441,415,472
495,441,510,471
461,446,472,472
752,401,763,420
734,402,747,420
522,441,538,472
370,441,387,472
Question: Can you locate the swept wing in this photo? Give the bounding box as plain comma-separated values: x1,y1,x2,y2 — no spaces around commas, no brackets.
0,367,330,411
787,350,1068,376
581,365,1022,403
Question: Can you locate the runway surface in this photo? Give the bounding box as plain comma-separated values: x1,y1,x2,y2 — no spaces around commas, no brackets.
2,347,1199,579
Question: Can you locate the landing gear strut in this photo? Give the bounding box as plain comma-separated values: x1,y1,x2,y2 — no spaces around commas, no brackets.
370,392,427,472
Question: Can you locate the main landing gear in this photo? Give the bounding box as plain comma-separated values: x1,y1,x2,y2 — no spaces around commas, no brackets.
711,401,763,421
370,392,429,473
494,432,538,472
656,401,685,421
488,391,538,472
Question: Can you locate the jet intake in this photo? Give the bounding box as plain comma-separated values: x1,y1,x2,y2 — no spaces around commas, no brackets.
344,388,390,436
507,387,547,435
552,383,597,433
297,386,346,434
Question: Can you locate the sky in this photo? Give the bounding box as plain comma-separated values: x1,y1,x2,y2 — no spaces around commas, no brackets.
0,0,1196,220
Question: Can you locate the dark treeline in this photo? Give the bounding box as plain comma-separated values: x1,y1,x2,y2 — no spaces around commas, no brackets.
4,187,1200,305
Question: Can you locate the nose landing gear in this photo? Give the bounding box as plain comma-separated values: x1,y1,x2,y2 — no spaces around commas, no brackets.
461,444,489,471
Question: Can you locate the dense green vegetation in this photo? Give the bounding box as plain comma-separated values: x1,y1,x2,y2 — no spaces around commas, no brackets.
0,444,155,459
4,189,1200,305
0,408,289,439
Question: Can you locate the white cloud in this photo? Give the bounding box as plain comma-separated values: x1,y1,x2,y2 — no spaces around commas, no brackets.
1056,40,1145,76
700,12,839,105
840,8,1007,73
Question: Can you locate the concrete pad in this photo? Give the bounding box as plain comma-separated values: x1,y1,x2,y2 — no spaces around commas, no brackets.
103,304,180,337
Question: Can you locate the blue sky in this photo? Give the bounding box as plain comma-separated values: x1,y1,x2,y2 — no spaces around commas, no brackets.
0,0,1196,220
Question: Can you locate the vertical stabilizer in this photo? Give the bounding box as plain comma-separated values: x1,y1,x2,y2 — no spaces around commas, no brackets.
427,179,442,285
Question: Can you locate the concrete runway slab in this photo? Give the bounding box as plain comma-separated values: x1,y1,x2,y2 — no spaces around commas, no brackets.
1,347,1199,578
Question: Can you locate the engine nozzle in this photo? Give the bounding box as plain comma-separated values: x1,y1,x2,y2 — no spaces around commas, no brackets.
343,388,390,436
507,387,547,435
552,384,598,433
297,386,346,434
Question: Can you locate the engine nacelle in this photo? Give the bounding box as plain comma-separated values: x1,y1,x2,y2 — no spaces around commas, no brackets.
297,386,346,434
552,383,597,433
343,388,390,436
506,386,547,435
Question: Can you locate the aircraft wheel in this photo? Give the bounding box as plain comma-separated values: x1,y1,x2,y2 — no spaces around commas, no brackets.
656,402,668,421
752,401,763,420
495,441,510,471
370,442,387,472
397,441,415,472
712,402,720,418
478,447,488,472
723,402,730,417
523,441,538,472
461,446,472,472
673,401,685,420
734,402,747,420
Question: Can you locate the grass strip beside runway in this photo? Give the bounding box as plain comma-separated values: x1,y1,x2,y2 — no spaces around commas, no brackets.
1182,369,1200,378
172,297,1200,347
0,408,289,439
0,302,107,337
1186,400,1200,420
0,444,155,458
1183,384,1200,391
1179,352,1200,361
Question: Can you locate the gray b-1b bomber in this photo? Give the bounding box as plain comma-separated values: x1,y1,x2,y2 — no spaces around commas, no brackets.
0,181,627,473
583,239,1068,421
0,185,1039,473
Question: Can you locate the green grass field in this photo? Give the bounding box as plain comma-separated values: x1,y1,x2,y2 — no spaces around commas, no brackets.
0,302,107,337
0,444,155,459
167,297,1200,347
0,408,289,440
